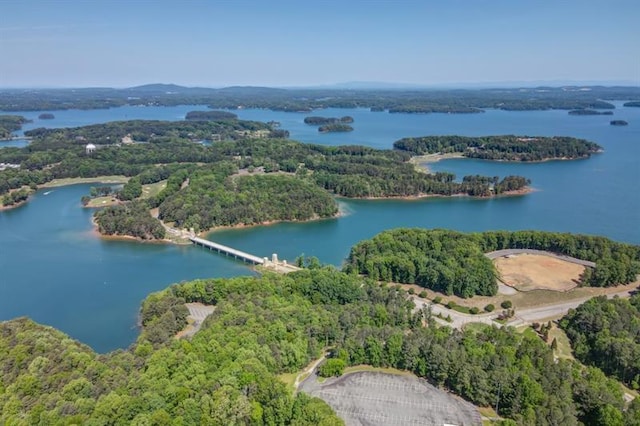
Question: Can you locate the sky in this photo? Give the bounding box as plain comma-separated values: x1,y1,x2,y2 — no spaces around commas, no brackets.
1,0,639,88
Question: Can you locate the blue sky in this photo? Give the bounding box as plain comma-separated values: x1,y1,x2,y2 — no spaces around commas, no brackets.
1,0,638,88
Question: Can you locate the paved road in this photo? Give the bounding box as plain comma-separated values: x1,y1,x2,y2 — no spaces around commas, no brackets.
412,284,638,330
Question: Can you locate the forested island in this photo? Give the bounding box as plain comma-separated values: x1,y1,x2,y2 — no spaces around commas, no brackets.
568,109,613,116
2,260,640,424
610,120,628,126
318,123,353,133
185,110,238,121
304,116,354,125
624,101,640,107
394,135,602,161
38,113,55,119
346,228,640,297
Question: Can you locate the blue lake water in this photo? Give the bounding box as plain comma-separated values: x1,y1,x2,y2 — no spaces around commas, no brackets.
1,102,639,352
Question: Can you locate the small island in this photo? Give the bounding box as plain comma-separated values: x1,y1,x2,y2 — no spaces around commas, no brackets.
185,110,238,121
304,116,354,125
568,109,613,116
38,113,55,119
610,120,628,126
318,123,354,133
623,101,640,107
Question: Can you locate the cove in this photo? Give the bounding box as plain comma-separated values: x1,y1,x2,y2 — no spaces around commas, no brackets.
1,102,639,352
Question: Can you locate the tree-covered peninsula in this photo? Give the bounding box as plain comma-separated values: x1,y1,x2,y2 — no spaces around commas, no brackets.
345,229,640,297
0,115,30,139
0,119,534,233
2,266,639,425
394,135,602,161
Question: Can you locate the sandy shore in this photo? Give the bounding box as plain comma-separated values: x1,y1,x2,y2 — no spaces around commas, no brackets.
409,152,466,173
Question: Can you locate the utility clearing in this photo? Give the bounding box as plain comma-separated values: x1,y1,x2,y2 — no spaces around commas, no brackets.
495,254,585,292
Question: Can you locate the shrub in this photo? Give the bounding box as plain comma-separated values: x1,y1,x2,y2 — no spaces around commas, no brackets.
501,300,513,309
408,288,415,295
469,307,479,314
446,301,456,309
419,291,428,298
484,304,495,312
318,358,346,378
433,296,442,304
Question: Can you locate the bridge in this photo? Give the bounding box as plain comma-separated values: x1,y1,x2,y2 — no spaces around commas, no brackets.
190,237,302,273
190,237,265,264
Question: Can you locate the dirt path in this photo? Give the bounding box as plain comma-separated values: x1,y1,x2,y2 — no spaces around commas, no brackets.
294,352,327,390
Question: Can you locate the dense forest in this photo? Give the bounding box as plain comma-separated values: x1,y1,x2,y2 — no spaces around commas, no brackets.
568,109,613,115
2,268,639,425
158,171,339,232
0,114,30,139
318,123,353,133
2,85,638,113
185,110,238,121
303,116,353,125
560,295,640,388
1,120,535,235
94,200,166,240
346,229,640,295
394,135,602,161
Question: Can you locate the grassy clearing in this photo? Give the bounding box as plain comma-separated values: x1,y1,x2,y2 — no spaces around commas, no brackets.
140,180,167,199
548,326,574,360
41,176,129,188
85,196,120,208
343,365,413,377
277,372,297,390
516,325,540,340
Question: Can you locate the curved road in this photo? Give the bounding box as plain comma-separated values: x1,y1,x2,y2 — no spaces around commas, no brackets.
412,283,637,330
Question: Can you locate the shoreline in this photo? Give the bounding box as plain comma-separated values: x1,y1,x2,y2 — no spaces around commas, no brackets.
410,152,600,173
350,186,536,201
409,152,466,173
41,176,129,188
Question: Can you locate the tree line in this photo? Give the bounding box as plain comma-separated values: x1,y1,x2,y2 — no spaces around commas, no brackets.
560,294,640,388
0,114,30,139
394,135,602,161
3,268,639,424
94,200,165,240
346,229,640,296
3,85,637,113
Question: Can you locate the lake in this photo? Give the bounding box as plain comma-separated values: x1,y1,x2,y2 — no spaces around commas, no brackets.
1,102,639,352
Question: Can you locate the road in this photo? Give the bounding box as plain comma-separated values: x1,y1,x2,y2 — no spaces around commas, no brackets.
411,284,637,330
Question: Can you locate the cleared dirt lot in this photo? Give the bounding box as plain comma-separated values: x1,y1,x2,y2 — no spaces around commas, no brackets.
495,254,584,292
300,371,481,426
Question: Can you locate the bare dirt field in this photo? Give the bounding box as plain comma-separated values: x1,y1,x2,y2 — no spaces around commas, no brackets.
494,254,584,292
300,371,481,426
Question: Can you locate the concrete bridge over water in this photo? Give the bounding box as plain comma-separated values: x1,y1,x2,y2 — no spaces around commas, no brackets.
190,236,300,272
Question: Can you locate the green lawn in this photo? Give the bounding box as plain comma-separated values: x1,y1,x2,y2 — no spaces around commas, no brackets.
140,180,167,199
